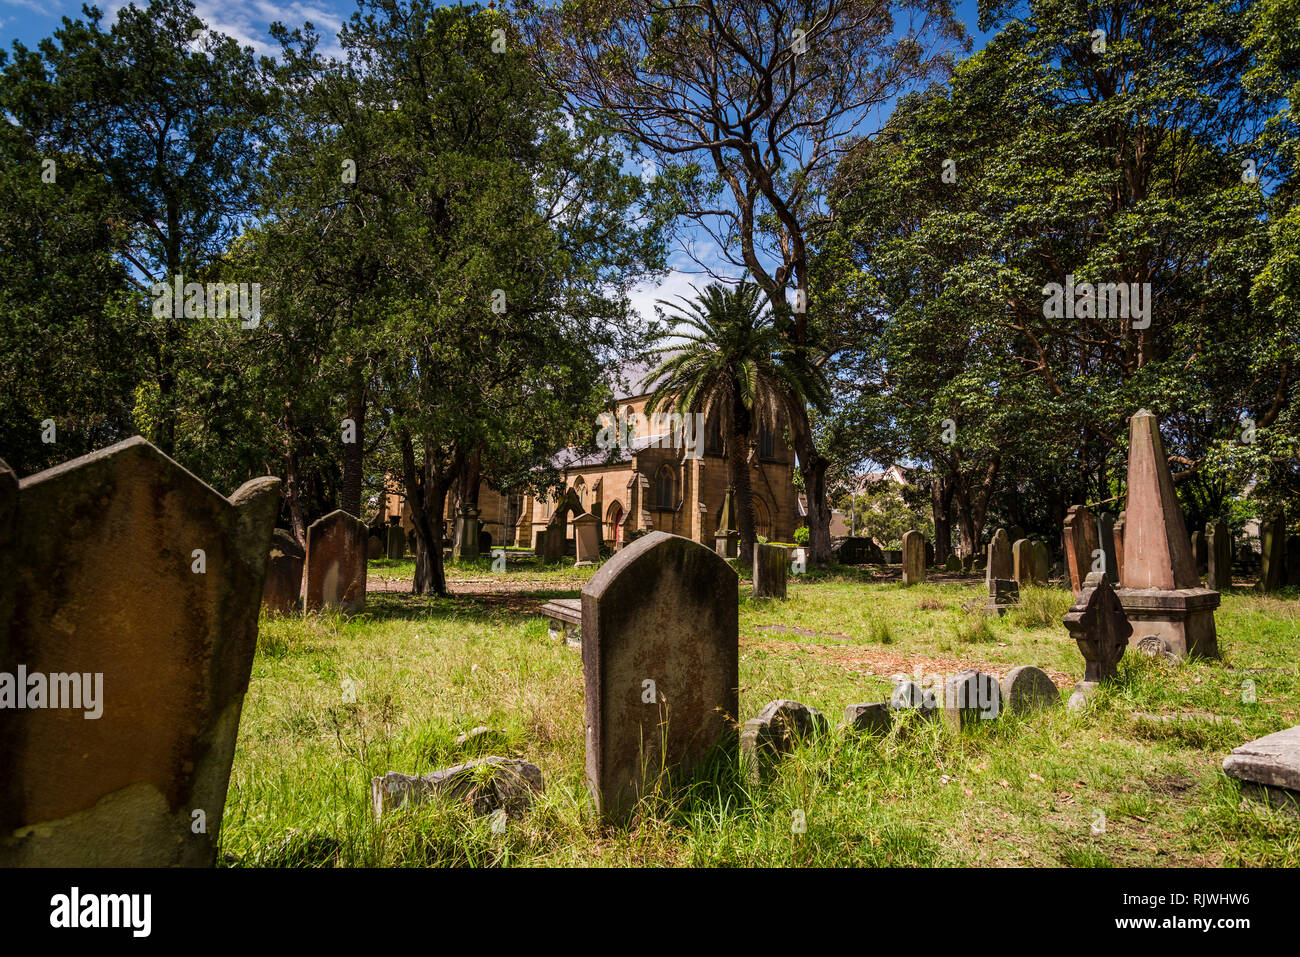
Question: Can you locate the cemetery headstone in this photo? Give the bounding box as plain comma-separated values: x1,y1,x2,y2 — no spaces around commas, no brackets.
984,528,1013,587
844,702,892,735
1260,512,1286,593
902,530,926,585
305,509,367,613
1063,505,1098,595
1031,542,1050,585
1206,520,1231,591
1114,410,1219,658
262,528,304,616
833,537,885,565
987,578,1020,615
581,532,738,823
941,670,1001,730
452,504,480,561
1287,535,1300,588
1190,530,1207,574
367,535,384,560
753,542,789,599
741,699,828,780
1113,510,1126,583
1012,538,1033,586
573,512,601,566
999,666,1060,714
1097,511,1119,583
944,554,962,573
386,522,406,560
714,487,739,559
372,757,543,819
0,438,279,866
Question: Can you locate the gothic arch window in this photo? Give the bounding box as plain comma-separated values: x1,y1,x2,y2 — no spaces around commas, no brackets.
705,409,724,455
573,476,586,509
757,421,776,459
753,496,772,539
654,465,677,508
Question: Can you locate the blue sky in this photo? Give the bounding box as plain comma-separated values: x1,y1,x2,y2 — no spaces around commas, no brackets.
0,0,996,320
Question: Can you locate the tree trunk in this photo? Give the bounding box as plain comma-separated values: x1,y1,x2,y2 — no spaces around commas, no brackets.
730,422,758,575
399,430,450,597
788,402,831,564
341,367,365,518
931,473,954,564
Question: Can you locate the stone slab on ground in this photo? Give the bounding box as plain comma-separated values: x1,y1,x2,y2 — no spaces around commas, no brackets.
1223,725,1300,794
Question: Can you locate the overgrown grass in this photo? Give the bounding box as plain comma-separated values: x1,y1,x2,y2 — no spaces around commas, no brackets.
222,570,1300,867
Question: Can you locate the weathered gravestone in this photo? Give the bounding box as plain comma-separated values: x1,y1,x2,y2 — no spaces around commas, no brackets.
987,578,1020,614
386,522,406,560
1098,511,1119,583
985,528,1013,587
714,487,739,560
1260,513,1286,593
944,554,962,574
1113,510,1126,583
925,541,935,567
262,528,304,616
1063,572,1133,709
1222,725,1300,815
1063,505,1099,596
753,542,789,599
741,699,828,781
1031,541,1051,585
999,666,1060,715
0,438,279,866
941,670,1002,730
844,702,892,735
1288,536,1300,588
902,530,926,586
1012,539,1033,586
452,504,480,561
1206,519,1231,592
367,535,384,560
581,532,738,823
305,509,367,613
1114,410,1220,658
1189,530,1207,575
573,512,601,566
834,536,885,565
372,757,543,820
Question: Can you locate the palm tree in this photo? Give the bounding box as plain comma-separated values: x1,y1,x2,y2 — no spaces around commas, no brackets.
640,281,829,569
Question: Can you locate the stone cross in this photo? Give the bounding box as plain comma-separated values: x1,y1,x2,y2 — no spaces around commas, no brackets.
1063,572,1133,684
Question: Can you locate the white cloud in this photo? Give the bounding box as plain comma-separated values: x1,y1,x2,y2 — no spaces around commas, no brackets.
102,0,345,60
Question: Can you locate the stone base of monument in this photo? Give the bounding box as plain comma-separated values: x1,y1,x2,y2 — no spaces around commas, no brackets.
714,531,738,559
1223,725,1300,816
541,598,582,647
1114,586,1220,658
985,578,1019,616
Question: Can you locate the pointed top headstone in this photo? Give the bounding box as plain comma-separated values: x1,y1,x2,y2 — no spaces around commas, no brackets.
717,486,736,535
1121,410,1199,590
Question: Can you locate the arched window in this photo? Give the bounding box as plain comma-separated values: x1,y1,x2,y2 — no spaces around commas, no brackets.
706,410,724,455
753,496,772,539
573,476,586,509
654,465,677,508
758,422,775,459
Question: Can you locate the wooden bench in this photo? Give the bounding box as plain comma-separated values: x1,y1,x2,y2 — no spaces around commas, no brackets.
541,598,582,647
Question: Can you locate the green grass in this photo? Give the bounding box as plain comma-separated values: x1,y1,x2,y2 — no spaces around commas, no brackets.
220,567,1300,867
